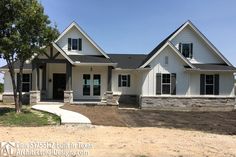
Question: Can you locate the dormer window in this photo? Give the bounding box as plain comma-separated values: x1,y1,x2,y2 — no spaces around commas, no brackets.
179,43,193,58
68,38,82,51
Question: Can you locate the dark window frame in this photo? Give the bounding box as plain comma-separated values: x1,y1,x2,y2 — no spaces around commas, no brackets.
180,43,193,58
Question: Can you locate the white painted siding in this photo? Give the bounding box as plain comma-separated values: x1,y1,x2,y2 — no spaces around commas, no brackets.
3,70,32,94
171,25,224,64
141,46,190,96
111,70,140,95
189,72,234,96
72,66,108,100
56,26,102,56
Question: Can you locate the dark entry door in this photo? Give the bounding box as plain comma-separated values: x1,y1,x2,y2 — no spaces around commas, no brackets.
53,74,66,100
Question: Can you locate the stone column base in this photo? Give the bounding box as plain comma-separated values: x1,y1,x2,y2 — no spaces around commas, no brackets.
64,91,73,104
30,91,41,105
40,90,47,101
105,91,118,105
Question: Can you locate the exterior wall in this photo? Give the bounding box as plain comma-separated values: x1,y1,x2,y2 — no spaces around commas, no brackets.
72,66,108,100
56,26,102,56
3,70,32,94
141,46,190,96
171,25,224,64
140,96,235,111
111,70,141,95
189,72,235,96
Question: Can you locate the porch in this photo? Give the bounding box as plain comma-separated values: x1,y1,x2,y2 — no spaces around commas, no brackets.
29,45,116,105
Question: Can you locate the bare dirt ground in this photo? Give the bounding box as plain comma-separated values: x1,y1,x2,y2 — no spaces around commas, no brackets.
1,104,236,157
62,104,236,135
0,126,236,157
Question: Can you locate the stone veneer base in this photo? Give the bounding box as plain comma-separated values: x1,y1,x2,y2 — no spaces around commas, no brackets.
140,96,236,111
64,91,73,104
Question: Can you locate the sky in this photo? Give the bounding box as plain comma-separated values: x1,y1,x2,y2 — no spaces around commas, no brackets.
1,0,236,82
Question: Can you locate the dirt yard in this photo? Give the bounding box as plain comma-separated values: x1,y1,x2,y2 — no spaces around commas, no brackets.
0,126,236,157
62,104,236,135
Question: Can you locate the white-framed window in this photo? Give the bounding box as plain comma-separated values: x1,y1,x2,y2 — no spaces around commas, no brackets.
205,74,214,95
180,43,193,58
162,74,171,94
68,38,82,51
72,39,78,50
118,74,130,87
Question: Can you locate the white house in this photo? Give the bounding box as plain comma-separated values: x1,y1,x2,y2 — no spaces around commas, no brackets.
1,20,235,111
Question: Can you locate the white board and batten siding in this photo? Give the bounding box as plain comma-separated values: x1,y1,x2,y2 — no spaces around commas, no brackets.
171,25,224,64
141,46,190,96
56,26,102,56
111,70,142,95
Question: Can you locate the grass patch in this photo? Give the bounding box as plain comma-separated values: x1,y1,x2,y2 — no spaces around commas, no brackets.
0,107,60,126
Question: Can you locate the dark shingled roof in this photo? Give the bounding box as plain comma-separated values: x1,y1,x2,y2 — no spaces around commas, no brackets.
68,55,112,63
0,61,32,70
108,54,147,69
191,64,236,71
140,22,186,67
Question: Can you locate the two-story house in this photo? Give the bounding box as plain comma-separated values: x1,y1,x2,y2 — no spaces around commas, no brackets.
1,20,235,111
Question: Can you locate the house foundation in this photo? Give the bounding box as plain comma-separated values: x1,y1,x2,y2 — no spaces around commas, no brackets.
140,96,236,111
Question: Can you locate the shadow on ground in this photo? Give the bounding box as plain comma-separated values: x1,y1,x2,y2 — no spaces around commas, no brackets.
62,104,236,135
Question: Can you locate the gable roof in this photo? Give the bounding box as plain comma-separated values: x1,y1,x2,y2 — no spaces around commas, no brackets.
140,20,233,68
168,20,232,66
140,41,194,68
108,54,147,69
54,21,109,58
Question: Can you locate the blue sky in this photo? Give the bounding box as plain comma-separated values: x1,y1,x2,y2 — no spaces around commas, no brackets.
0,0,236,81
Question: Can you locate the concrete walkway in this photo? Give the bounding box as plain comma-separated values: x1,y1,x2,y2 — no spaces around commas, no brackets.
32,104,91,124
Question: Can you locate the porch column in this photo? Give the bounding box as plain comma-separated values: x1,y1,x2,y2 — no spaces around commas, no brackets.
41,63,47,100
105,66,117,105
107,66,112,91
64,61,73,104
30,61,40,104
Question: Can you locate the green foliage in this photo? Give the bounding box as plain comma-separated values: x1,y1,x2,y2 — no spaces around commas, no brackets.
0,107,60,126
0,83,3,93
0,0,59,112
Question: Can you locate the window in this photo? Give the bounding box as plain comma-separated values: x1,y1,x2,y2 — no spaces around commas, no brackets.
93,75,101,96
164,56,168,65
17,74,31,92
205,75,214,95
118,75,130,87
68,38,82,51
83,74,90,96
162,74,171,94
72,39,78,50
179,43,193,58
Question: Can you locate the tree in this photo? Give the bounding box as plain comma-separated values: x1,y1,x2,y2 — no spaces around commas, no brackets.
0,0,59,113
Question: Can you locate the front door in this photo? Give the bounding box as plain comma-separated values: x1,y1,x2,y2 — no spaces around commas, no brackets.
53,74,66,100
83,74,101,97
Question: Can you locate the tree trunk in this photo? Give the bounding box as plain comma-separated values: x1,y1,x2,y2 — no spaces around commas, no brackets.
18,60,24,109
7,60,21,113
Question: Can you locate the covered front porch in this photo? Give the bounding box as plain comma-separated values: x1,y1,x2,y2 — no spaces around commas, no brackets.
29,44,116,105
